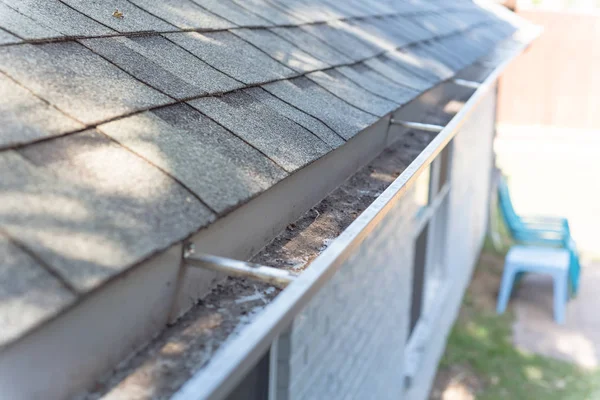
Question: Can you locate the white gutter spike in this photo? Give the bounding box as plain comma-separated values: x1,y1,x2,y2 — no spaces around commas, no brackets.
185,253,298,288
389,120,444,133
452,78,481,90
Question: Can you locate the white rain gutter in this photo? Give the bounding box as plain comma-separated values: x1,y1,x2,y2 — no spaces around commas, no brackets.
172,27,540,400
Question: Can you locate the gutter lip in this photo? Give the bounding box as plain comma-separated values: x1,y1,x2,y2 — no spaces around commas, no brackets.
171,27,541,400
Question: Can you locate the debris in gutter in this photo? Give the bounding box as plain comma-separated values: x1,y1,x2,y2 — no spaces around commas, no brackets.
80,128,440,400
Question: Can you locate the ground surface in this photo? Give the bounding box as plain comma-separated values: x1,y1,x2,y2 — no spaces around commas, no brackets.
431,246,600,400
513,260,600,369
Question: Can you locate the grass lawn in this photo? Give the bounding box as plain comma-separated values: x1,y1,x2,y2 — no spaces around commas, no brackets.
431,241,600,400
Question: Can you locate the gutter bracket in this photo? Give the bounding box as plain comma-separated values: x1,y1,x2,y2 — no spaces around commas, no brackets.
452,78,481,89
184,252,298,288
389,119,444,133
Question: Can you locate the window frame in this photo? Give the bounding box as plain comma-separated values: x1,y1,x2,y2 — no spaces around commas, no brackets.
409,140,453,338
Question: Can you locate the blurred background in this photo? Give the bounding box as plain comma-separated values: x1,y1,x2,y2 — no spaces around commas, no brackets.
494,0,600,256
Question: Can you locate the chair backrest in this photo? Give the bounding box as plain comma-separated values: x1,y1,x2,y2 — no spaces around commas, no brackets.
497,176,526,232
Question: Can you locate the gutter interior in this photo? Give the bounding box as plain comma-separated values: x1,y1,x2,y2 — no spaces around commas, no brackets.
81,79,476,400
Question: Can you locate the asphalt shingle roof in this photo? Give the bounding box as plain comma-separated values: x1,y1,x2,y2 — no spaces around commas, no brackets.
80,35,242,99
189,90,332,172
165,31,295,84
232,28,329,72
307,69,399,116
128,0,232,30
2,0,114,38
99,104,287,213
0,0,520,348
61,0,175,33
0,42,170,125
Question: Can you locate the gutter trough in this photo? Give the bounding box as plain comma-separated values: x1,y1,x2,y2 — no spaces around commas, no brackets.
172,28,540,400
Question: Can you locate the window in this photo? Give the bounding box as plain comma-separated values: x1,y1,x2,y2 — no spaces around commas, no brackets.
408,141,453,339
224,326,292,400
225,350,270,400
409,221,429,336
437,143,451,193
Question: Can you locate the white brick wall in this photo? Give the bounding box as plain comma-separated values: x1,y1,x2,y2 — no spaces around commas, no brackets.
288,185,418,400
281,85,498,400
406,85,498,400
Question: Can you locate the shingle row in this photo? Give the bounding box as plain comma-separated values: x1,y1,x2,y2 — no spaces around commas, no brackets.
0,0,519,349
0,0,476,45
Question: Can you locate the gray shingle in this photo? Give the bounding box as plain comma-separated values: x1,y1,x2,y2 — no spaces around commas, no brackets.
80,35,241,99
265,0,344,23
165,31,295,85
232,28,329,72
363,54,438,90
0,233,76,348
346,17,414,49
98,104,287,214
189,90,332,172
317,0,367,18
307,70,398,117
328,18,397,53
0,73,84,149
421,40,467,71
336,63,420,105
342,0,394,15
190,0,272,26
0,130,214,292
301,21,380,61
0,28,19,45
0,2,60,40
385,15,437,44
389,47,454,81
129,0,233,30
61,0,175,33
230,0,303,25
1,0,114,38
263,77,378,140
0,42,170,125
270,26,352,66
245,87,344,148
411,13,452,37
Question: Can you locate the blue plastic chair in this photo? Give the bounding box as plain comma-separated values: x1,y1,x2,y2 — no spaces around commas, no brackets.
498,177,569,244
497,176,580,295
497,246,571,324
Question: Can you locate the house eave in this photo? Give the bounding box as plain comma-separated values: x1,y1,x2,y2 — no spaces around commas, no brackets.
171,27,541,400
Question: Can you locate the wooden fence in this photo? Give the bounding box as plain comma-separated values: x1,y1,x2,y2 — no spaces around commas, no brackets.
498,10,600,130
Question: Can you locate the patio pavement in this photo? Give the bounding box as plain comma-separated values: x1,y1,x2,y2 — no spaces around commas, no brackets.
511,259,600,368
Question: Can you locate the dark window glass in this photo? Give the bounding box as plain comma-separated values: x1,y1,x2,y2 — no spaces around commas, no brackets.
437,142,452,193
409,222,429,338
225,350,270,400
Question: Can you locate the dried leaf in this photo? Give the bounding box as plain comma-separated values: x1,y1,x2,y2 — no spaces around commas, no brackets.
112,9,124,19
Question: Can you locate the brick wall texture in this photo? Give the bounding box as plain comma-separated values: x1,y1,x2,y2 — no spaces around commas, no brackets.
285,86,497,400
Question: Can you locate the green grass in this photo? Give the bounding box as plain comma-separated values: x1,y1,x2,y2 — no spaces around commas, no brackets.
437,248,600,399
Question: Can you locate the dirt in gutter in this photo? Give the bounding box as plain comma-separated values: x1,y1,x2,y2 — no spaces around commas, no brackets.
81,129,438,400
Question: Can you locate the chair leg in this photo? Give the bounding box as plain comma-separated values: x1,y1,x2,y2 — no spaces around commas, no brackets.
497,267,517,314
553,274,568,324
